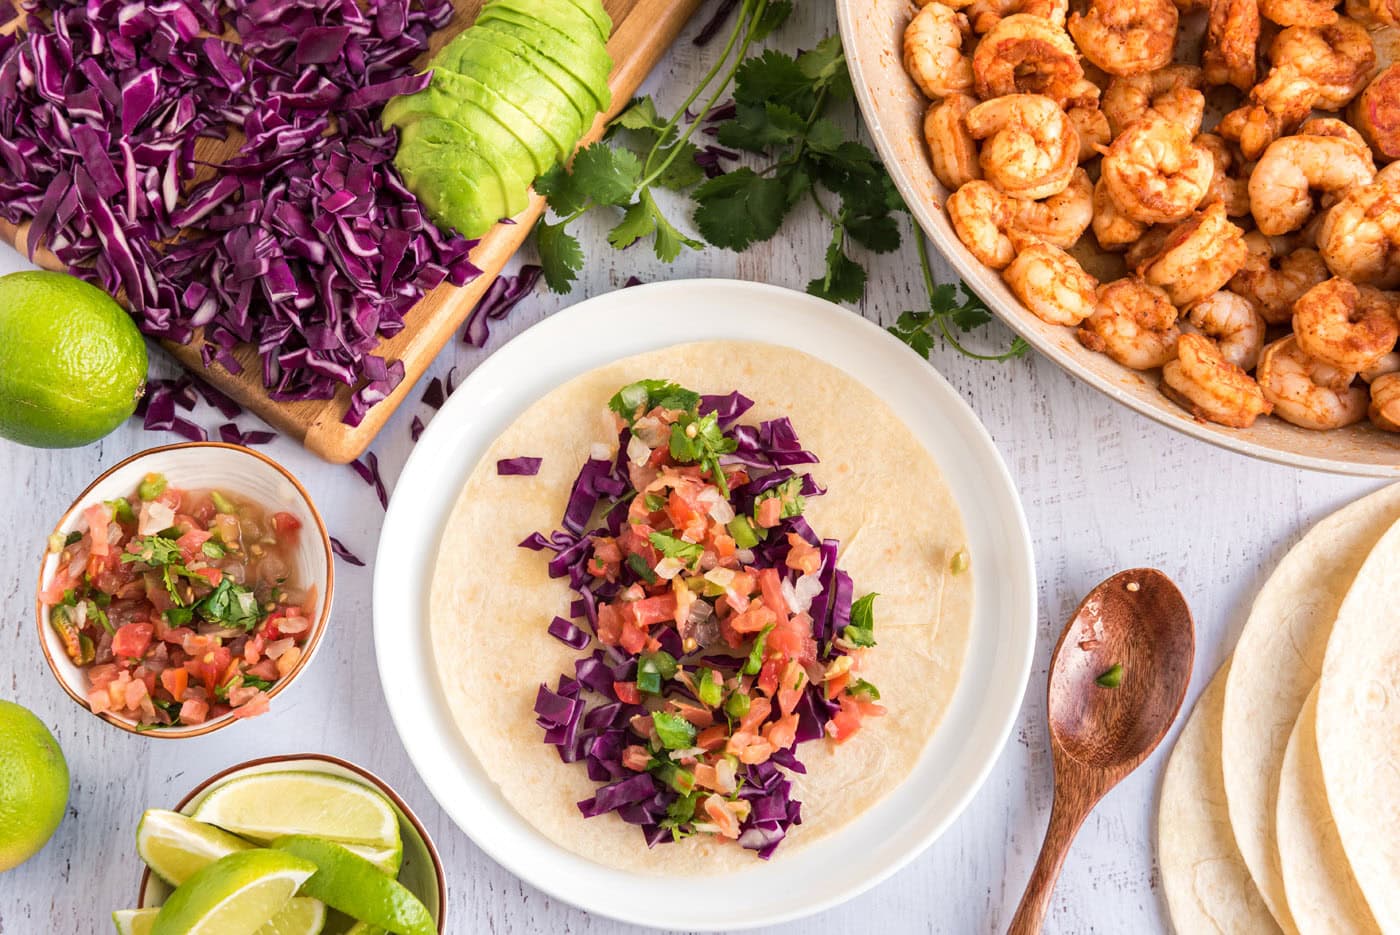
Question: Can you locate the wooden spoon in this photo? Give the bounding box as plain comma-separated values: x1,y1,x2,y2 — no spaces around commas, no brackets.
1007,568,1195,934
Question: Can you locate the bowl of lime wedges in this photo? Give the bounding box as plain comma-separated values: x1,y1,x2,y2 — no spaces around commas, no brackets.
115,754,444,935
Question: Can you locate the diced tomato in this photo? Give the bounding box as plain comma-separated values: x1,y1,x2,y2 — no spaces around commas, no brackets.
246,658,280,681
727,732,775,764
696,724,729,751
160,667,189,702
757,656,781,697
175,528,212,561
231,691,270,719
111,622,154,660
193,566,223,586
756,497,782,529
271,512,301,537
156,488,182,512
179,696,209,724
757,568,788,617
703,795,742,839
776,660,807,715
84,504,111,557
596,605,622,647
712,532,736,561
825,695,883,743
625,594,677,629
738,696,772,733
670,700,715,729
730,603,777,634
826,671,852,699
785,534,821,575
610,681,639,705
622,745,652,771
619,620,647,655
763,712,800,750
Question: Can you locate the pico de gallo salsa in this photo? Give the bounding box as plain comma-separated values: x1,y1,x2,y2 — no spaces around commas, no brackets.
523,381,884,858
41,473,316,729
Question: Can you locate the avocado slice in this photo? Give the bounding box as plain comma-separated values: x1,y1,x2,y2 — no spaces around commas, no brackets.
558,0,613,42
384,66,559,178
394,122,507,238
474,12,614,113
483,0,608,45
437,27,600,126
400,114,533,219
425,36,584,162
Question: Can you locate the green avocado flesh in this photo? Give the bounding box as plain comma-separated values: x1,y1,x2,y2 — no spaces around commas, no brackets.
474,13,613,113
397,113,533,219
393,121,508,238
383,66,559,179
485,0,607,47
556,0,612,42
439,27,600,125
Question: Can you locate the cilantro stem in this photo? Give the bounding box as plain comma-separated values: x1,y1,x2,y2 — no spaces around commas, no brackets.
914,232,1028,362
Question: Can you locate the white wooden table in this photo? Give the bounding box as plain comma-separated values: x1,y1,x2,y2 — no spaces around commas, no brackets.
0,4,1381,932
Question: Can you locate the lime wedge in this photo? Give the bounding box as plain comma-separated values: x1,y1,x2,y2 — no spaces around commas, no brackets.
150,850,316,935
191,772,401,851
137,810,253,886
274,836,435,935
115,899,325,935
343,841,403,876
345,924,386,934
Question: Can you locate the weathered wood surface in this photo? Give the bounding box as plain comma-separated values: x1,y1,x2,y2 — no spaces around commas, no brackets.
0,4,1381,932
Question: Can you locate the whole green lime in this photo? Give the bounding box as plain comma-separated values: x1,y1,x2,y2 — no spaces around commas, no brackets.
0,270,147,448
0,699,69,872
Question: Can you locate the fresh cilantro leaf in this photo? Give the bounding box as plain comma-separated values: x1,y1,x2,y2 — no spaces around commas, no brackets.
106,497,135,524
570,143,643,207
797,36,847,90
651,710,698,750
164,606,195,626
627,552,658,584
608,200,656,251
692,169,787,250
121,535,183,568
534,163,586,216
751,0,793,41
608,380,701,422
844,592,878,647
805,117,844,154
807,233,866,303
652,141,705,191
613,96,669,135
648,531,703,568
754,476,806,520
197,578,265,631
889,311,936,358
715,102,805,153
201,540,226,560
243,675,275,691
732,49,812,112
848,678,881,701
536,219,584,293
661,790,700,834
651,198,702,262
844,212,901,253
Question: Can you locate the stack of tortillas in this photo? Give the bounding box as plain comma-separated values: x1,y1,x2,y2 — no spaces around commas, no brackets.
1158,484,1400,935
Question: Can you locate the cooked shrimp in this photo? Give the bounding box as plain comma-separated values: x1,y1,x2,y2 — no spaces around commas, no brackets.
1347,0,1400,25
1092,175,1148,250
972,15,1084,103
965,94,1080,200
1124,224,1172,272
1136,203,1249,308
1256,335,1369,429
1182,291,1267,370
1317,181,1400,287
1102,66,1205,138
905,3,975,100
1010,167,1093,247
1196,134,1250,217
1292,277,1400,371
1203,0,1261,91
1368,371,1400,429
1068,104,1111,162
1351,64,1400,162
1247,135,1376,236
1216,89,1315,162
1162,333,1272,427
1363,352,1400,382
1068,0,1177,76
1003,241,1099,325
1260,0,1338,26
1229,231,1331,324
1077,277,1181,369
1101,114,1215,224
947,180,1017,268
1269,19,1375,111
925,95,983,191
965,0,1069,32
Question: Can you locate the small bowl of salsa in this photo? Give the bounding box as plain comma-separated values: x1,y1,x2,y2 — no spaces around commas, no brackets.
35,442,334,737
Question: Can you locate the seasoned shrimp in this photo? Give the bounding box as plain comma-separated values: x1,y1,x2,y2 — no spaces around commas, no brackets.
1363,352,1400,382
1260,0,1338,27
1256,335,1369,429
1077,277,1181,369
972,15,1084,103
1317,181,1400,287
904,3,975,100
1102,66,1205,138
1011,167,1093,247
1229,231,1331,324
1135,203,1249,308
947,180,1016,268
1068,104,1111,162
925,95,983,191
1162,333,1272,427
1203,0,1261,91
1296,117,1376,175
965,94,1080,200
1101,114,1214,224
965,0,1069,32
1351,65,1400,162
1003,241,1099,325
1269,19,1375,111
1092,175,1148,250
1196,134,1250,217
1247,135,1376,236
1183,291,1267,370
1068,0,1177,76
1348,0,1400,24
1292,277,1400,371
1368,371,1400,429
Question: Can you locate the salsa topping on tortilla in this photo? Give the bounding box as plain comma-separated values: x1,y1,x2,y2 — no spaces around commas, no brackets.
522,381,884,858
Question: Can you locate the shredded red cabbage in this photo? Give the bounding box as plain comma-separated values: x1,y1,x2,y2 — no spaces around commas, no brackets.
329,536,365,566
547,616,591,651
497,457,543,477
0,0,475,423
350,451,388,509
218,422,276,446
410,414,426,442
463,264,542,348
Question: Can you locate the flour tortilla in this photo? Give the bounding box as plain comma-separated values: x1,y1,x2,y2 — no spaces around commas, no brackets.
428,341,973,873
1316,516,1400,932
1276,685,1380,935
1221,483,1400,933
1160,661,1282,935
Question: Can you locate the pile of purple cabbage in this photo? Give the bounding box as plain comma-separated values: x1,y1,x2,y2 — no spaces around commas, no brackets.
522,386,880,859
0,0,479,424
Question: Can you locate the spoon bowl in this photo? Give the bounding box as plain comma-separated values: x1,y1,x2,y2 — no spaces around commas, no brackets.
1008,568,1194,934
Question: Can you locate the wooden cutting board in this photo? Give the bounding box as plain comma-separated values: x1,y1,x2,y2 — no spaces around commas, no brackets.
0,0,703,462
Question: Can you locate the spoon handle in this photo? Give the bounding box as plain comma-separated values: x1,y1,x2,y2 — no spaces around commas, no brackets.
1006,791,1093,934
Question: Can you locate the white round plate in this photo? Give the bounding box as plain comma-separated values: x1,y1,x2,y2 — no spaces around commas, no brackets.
373,279,1036,930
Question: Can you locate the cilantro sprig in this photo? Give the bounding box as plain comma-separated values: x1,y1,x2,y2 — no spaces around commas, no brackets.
889,233,1030,362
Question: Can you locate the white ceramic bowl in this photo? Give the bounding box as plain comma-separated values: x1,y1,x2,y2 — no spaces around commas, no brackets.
836,0,1400,476
137,753,446,933
35,442,334,738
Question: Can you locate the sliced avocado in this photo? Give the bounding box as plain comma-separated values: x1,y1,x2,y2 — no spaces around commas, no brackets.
438,27,600,125
384,66,558,178
394,121,508,238
475,12,613,114
426,36,584,162
401,114,533,219
558,0,613,42
483,0,607,45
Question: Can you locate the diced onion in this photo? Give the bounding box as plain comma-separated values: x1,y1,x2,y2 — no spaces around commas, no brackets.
137,500,176,536
697,488,735,523
704,567,735,589
632,415,669,448
668,746,706,761
627,433,652,466
590,443,611,461
795,573,823,610
715,757,738,795
781,577,801,614
735,548,756,565
654,557,686,580
264,638,296,659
